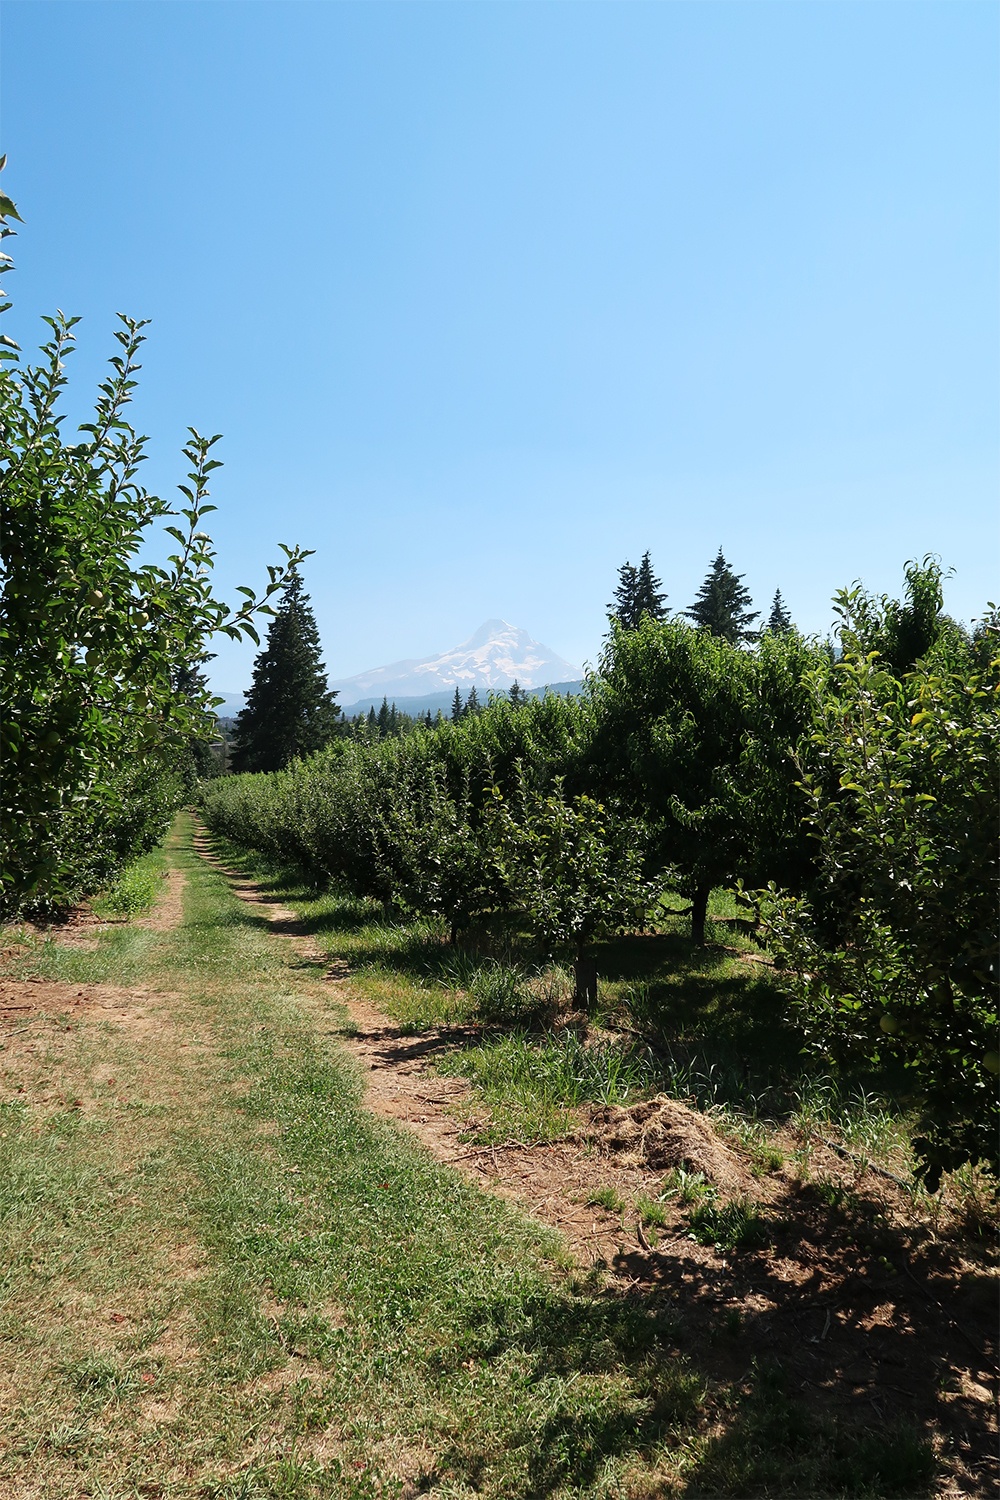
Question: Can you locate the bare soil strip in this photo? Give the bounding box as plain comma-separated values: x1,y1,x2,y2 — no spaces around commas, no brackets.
8,859,187,952
192,830,997,1497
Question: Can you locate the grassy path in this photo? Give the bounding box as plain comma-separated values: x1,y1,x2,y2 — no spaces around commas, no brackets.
0,816,946,1498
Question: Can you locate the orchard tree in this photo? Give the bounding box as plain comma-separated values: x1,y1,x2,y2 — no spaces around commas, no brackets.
590,616,822,941
840,554,951,674
759,571,999,1189
488,774,659,1007
230,566,339,772
379,755,503,942
685,548,759,644
0,165,305,914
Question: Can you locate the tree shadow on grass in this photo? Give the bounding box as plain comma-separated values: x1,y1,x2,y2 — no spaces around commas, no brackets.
433,1177,992,1498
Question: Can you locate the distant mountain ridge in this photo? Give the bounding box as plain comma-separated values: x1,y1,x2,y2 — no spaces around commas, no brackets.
212,620,583,721
328,619,582,706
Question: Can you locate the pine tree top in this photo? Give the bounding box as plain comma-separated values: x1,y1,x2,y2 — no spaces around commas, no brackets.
608,551,668,630
767,589,794,634
684,548,760,644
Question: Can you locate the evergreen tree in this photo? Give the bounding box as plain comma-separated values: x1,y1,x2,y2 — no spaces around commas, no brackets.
767,589,793,634
424,711,434,729
685,549,760,644
451,687,463,723
388,702,399,736
509,679,526,707
229,567,339,772
464,685,480,716
377,697,390,738
634,551,668,622
608,551,667,629
367,706,377,735
608,559,640,629
173,657,220,785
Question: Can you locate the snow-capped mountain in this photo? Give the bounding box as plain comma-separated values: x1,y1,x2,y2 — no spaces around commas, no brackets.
329,619,582,704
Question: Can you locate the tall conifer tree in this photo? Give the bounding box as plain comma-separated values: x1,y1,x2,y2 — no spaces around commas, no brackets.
608,551,667,629
451,687,463,723
767,589,793,634
685,549,759,644
229,567,339,772
607,559,640,629
634,551,668,622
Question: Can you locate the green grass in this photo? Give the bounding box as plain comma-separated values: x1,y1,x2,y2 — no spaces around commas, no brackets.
437,1028,660,1143
0,813,943,1495
91,844,168,918
686,1196,775,1253
585,1185,625,1214
199,839,933,1205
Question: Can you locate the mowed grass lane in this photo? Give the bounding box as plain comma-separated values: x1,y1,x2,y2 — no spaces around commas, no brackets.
0,815,934,1498
0,816,698,1498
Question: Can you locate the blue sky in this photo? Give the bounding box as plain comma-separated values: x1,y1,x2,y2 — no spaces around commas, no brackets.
3,0,997,690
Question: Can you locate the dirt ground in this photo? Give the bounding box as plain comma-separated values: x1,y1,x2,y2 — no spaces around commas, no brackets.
4,837,996,1496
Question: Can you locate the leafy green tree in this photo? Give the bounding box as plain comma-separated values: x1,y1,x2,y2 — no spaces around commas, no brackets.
379,756,503,942
685,548,759,644
230,567,339,772
761,591,995,1188
767,589,793,634
488,775,658,1006
608,551,667,630
841,554,952,674
0,167,303,915
759,579,999,1189
590,616,821,941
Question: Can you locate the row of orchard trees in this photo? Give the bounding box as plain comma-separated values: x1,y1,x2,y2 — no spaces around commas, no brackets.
202,563,999,1188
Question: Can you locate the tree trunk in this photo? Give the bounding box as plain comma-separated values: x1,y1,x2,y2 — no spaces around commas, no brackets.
574,953,598,1010
691,885,710,945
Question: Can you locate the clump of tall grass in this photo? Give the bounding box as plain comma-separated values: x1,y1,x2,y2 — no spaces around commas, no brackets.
687,1195,775,1252
92,851,164,918
438,1028,661,1140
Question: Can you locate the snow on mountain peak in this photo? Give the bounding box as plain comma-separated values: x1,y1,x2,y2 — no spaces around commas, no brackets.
329,621,582,701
